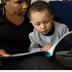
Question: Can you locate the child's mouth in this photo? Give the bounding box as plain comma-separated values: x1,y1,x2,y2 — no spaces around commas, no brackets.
42,30,47,34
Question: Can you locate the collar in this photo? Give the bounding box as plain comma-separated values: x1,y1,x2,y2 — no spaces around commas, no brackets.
43,24,55,36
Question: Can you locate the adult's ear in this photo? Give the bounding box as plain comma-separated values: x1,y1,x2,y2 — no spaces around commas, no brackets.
4,0,10,2
4,0,10,5
1,0,5,3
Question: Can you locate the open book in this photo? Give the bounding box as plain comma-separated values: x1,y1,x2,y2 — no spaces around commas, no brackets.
11,31,72,57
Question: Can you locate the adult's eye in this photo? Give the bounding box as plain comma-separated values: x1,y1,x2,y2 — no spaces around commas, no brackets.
15,1,23,4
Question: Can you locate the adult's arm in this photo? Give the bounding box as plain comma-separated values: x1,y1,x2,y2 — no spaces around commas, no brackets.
1,53,68,70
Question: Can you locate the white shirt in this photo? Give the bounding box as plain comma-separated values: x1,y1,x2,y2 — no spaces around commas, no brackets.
28,21,69,52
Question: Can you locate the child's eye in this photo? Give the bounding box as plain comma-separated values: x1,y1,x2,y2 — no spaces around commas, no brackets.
35,23,40,26
44,20,49,24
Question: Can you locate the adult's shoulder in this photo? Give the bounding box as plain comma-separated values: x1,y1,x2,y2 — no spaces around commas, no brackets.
0,3,5,13
0,10,4,22
0,4,5,19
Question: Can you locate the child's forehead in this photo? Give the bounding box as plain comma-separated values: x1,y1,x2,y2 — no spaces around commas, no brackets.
30,11,51,21
31,9,51,16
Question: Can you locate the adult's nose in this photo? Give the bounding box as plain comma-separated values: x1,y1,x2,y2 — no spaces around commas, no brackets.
22,2,29,9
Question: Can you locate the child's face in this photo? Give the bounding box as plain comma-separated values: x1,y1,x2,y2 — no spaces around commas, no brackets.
30,10,54,35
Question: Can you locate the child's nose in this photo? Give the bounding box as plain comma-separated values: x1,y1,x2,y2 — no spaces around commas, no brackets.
41,24,46,29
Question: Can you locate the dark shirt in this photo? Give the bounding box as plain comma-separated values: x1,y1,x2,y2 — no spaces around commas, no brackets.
0,5,33,54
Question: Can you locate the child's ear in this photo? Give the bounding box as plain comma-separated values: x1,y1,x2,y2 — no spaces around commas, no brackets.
30,21,32,23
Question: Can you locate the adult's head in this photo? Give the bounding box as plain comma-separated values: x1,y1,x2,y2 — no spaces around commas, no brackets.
4,0,31,16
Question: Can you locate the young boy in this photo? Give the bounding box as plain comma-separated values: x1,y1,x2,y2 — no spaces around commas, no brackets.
28,1,69,52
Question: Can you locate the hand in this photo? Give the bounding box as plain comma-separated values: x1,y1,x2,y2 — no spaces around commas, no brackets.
0,49,11,57
40,44,52,51
0,49,11,67
68,49,72,56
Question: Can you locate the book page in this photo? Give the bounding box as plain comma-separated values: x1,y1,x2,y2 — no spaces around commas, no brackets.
11,31,72,57
47,31,72,56
11,51,42,57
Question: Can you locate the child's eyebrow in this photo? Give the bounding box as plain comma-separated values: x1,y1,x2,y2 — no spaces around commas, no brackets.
35,22,40,24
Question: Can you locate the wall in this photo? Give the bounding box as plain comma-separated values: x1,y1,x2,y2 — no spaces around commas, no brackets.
0,0,1,3
0,0,63,4
31,0,62,3
0,0,67,4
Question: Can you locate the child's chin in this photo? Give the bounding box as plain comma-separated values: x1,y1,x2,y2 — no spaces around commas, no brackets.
42,33,48,35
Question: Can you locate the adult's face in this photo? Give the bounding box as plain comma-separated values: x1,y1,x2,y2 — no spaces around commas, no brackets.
5,0,31,16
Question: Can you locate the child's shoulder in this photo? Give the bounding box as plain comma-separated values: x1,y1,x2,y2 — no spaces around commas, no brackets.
29,28,39,37
53,21,68,29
